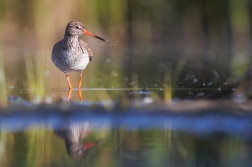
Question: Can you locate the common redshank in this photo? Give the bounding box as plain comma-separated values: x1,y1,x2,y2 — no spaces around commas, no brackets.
54,122,96,159
52,21,105,90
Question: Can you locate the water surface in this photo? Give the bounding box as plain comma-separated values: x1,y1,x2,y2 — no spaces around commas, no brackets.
1,88,252,167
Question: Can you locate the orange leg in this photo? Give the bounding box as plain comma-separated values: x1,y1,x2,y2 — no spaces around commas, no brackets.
66,73,72,90
78,71,82,89
78,88,82,102
67,88,72,101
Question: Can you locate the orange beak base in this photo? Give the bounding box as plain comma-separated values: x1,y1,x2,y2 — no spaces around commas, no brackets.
83,30,105,41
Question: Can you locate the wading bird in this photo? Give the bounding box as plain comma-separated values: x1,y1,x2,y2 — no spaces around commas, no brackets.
52,21,105,91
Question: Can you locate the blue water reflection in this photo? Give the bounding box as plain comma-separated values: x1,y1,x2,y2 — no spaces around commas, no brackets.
0,106,252,166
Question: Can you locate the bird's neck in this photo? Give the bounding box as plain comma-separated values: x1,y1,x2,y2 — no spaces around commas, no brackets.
64,36,79,47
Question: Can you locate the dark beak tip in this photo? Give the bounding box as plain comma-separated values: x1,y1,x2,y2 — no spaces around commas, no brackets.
96,36,105,41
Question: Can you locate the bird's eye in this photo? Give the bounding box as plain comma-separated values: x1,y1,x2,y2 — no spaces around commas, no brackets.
76,26,80,29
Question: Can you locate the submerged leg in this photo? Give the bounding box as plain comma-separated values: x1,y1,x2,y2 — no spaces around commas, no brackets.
78,71,82,89
66,73,72,90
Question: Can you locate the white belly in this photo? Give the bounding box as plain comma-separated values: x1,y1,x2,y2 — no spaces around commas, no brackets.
53,51,90,73
68,53,90,71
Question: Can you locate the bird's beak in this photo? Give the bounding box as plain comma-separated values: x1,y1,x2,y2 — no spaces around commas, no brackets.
83,29,105,41
83,141,96,150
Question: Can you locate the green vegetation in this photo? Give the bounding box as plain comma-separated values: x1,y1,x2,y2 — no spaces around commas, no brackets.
0,53,6,106
25,55,46,103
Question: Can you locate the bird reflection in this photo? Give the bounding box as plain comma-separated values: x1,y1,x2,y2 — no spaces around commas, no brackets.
67,89,82,102
54,121,95,159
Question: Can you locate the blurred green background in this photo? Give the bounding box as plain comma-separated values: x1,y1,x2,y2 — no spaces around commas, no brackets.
0,0,251,101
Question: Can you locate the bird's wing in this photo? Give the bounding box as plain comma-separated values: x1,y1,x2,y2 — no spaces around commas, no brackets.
79,40,93,61
52,40,65,57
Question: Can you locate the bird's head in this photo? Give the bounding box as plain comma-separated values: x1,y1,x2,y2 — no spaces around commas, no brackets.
66,141,96,159
65,21,105,41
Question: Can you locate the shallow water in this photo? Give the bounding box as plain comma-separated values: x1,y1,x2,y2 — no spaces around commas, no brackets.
1,86,252,167
8,87,227,104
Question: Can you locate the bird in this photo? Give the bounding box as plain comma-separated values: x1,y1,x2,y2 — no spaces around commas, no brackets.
53,121,97,159
52,21,105,90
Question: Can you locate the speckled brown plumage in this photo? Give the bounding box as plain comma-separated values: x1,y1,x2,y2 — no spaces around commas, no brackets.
51,21,104,90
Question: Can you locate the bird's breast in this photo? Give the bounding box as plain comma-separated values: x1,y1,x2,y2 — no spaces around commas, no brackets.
52,47,90,72
65,50,90,70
